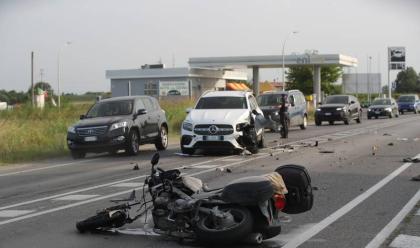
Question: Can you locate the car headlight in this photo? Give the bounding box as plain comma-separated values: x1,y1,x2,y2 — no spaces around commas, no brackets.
110,121,128,131
385,107,392,112
316,108,321,111
273,112,279,116
367,108,372,112
336,107,343,111
67,126,76,133
236,122,247,132
182,122,193,131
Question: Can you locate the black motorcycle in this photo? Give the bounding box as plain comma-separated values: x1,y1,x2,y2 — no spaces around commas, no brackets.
76,153,313,245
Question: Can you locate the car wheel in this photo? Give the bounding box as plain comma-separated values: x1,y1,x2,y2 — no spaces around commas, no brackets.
71,150,85,159
395,112,399,118
401,111,404,115
367,115,372,120
389,113,393,118
375,115,378,119
329,121,334,125
126,129,139,155
300,115,307,130
344,119,349,125
315,119,321,126
155,125,168,151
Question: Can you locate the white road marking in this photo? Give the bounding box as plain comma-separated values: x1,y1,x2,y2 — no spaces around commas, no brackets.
365,189,420,248
282,153,420,248
54,194,99,201
221,158,244,162
0,210,35,218
0,158,100,177
184,164,221,169
110,183,144,188
389,234,420,248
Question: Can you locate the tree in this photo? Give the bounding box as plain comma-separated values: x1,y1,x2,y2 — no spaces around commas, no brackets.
28,81,54,95
286,66,342,95
395,67,419,93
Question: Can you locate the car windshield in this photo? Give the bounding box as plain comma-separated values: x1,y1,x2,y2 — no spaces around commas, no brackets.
398,96,415,102
372,99,391,105
325,96,349,104
195,96,247,109
257,94,287,106
86,100,134,117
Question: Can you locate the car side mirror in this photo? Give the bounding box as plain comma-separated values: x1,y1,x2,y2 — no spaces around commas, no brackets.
186,107,192,114
137,109,147,115
80,114,86,120
350,101,355,105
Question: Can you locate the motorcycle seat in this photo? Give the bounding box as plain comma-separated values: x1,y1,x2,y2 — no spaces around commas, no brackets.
221,176,274,204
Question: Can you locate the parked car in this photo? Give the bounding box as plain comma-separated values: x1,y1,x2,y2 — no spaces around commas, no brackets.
67,96,168,159
180,90,265,155
397,94,420,114
367,98,399,119
315,95,362,125
257,90,307,131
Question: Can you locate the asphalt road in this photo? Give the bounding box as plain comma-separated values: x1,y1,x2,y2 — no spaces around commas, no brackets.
0,114,420,248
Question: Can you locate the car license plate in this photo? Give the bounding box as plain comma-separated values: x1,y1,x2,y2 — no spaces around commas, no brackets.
204,136,223,141
324,113,332,116
84,136,97,142
375,111,381,114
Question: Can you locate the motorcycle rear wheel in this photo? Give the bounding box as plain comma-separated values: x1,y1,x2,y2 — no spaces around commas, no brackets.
195,206,253,244
76,211,126,233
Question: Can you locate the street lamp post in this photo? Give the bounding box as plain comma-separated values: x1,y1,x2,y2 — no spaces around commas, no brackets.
282,31,298,90
57,41,72,109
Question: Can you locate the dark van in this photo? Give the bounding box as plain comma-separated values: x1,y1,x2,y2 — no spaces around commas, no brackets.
257,90,308,131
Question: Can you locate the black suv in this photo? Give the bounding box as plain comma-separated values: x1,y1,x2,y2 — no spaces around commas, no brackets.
315,95,362,125
67,96,168,158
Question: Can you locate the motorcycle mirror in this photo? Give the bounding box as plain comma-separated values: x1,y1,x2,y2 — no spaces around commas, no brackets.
151,152,160,166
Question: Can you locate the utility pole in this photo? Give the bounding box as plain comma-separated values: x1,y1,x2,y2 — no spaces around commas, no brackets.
31,51,34,107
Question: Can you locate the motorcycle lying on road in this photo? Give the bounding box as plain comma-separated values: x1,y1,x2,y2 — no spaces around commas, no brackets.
76,153,313,245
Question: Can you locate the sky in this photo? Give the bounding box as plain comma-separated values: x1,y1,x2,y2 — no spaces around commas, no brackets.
0,0,419,94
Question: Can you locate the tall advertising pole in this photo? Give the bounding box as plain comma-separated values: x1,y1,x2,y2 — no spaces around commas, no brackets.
388,47,405,98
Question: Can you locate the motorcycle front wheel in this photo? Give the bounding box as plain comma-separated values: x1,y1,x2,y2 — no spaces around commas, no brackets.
76,211,126,233
194,206,253,244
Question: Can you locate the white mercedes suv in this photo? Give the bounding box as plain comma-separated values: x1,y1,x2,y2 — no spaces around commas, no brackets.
180,90,265,155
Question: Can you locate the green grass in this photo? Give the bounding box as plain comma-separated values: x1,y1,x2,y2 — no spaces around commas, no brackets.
0,99,194,165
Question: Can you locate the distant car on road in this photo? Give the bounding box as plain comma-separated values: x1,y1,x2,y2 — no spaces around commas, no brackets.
167,90,181,96
257,90,308,131
367,98,399,119
67,96,168,159
315,95,362,125
397,94,419,114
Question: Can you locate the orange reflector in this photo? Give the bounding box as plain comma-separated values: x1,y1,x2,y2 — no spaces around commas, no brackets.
273,194,286,210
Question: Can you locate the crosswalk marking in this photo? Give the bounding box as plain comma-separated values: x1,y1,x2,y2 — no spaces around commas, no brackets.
53,194,99,201
390,234,420,248
0,210,35,218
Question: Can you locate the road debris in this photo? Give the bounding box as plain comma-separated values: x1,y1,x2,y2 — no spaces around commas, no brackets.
319,150,335,153
241,149,252,156
132,164,139,170
226,168,232,173
383,133,392,136
403,158,420,163
411,175,420,181
372,145,378,156
387,142,394,146
312,186,319,191
397,138,409,141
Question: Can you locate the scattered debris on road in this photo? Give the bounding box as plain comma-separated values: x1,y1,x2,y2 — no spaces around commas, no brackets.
397,138,409,141
388,142,394,146
372,145,378,156
319,150,335,153
403,158,420,163
383,133,392,136
411,175,420,181
132,164,139,170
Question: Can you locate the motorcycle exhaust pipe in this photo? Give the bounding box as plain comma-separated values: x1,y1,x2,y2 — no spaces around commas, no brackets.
243,232,263,245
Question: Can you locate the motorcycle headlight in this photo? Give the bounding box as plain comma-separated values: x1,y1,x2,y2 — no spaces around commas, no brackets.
67,126,76,133
182,122,193,131
110,121,128,131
